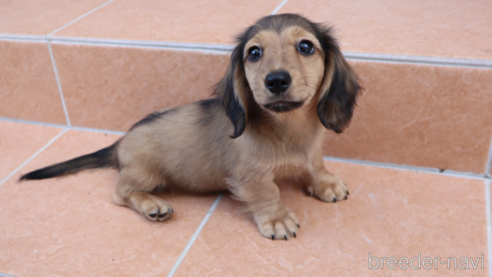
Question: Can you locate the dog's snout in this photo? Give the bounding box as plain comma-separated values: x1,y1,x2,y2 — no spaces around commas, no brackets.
264,71,291,95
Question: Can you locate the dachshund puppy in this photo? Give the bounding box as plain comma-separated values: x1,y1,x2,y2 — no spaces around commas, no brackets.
20,14,361,240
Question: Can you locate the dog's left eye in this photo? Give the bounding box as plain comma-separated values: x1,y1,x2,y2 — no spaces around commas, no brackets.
297,40,314,55
248,46,262,62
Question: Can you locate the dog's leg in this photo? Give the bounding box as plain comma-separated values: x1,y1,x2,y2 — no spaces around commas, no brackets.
231,176,299,240
112,167,173,221
306,151,349,202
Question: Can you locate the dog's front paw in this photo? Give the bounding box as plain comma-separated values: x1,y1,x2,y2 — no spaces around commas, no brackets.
307,174,349,202
254,207,299,240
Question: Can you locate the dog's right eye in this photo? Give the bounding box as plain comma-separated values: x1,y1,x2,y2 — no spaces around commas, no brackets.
297,40,314,55
248,46,262,62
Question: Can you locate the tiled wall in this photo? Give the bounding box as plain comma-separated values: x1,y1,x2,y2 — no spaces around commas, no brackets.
1,0,491,176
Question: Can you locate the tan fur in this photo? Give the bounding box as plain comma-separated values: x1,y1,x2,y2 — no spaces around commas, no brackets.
21,14,361,240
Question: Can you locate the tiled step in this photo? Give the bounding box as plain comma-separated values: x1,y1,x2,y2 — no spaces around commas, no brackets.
0,121,489,276
1,0,491,176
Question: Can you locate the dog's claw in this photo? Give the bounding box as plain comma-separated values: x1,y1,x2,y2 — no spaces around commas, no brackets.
168,208,174,213
284,235,288,241
158,212,167,218
271,234,275,240
344,195,348,200
293,232,297,238
148,212,158,218
346,191,350,196
297,223,300,228
333,197,337,203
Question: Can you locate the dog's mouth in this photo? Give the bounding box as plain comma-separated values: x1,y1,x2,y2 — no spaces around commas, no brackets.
263,101,304,113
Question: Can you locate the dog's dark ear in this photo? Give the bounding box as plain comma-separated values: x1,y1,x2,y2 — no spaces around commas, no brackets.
215,45,250,138
317,31,361,134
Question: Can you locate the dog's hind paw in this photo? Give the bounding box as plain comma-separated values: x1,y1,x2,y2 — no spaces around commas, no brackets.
132,194,174,222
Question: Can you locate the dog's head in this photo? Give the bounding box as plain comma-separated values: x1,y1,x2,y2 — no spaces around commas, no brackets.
215,14,361,138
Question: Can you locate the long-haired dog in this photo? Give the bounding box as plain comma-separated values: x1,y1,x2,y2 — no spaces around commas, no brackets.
21,14,361,240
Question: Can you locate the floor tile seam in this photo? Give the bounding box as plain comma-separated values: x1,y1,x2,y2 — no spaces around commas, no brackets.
271,0,289,15
0,34,45,42
47,37,231,55
0,272,18,277
344,51,492,69
0,129,68,187
167,193,224,277
486,136,492,177
46,41,71,126
3,34,492,68
0,117,126,136
485,180,492,277
45,0,116,37
323,156,491,181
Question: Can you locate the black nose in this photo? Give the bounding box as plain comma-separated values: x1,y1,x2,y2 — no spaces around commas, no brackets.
264,71,291,95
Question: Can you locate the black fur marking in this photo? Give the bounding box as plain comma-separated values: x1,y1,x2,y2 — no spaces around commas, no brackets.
196,98,221,127
19,143,118,181
225,97,246,139
317,62,360,133
263,101,303,113
198,98,220,110
317,64,356,133
214,45,248,138
311,20,361,133
129,108,176,131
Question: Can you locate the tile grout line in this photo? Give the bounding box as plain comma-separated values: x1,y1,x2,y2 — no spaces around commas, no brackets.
46,41,71,126
48,36,233,51
271,0,289,15
167,193,224,277
49,38,231,55
45,0,115,38
2,34,491,69
0,117,125,136
344,51,492,69
323,156,491,181
0,272,18,277
0,34,45,42
0,129,68,187
485,180,492,277
486,135,492,178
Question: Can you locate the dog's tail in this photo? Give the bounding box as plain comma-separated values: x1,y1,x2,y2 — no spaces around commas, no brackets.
19,142,119,181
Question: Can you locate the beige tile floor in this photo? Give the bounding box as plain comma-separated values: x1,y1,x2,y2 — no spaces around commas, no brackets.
0,120,490,276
